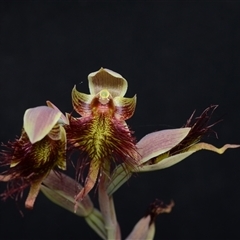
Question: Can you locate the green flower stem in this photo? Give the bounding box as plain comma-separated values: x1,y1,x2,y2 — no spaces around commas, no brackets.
98,173,121,240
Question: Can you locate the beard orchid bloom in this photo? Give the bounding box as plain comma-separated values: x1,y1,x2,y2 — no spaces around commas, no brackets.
0,101,68,209
66,68,139,203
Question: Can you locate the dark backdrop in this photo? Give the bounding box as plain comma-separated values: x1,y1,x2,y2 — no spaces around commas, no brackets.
1,1,240,239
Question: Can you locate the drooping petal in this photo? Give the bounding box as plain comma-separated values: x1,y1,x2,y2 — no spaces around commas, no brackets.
24,106,62,144
71,85,95,116
88,68,128,97
25,178,44,209
137,128,191,164
75,158,100,210
114,95,137,120
137,143,240,172
41,171,93,217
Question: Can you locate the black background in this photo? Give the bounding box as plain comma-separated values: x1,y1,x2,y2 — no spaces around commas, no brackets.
1,1,240,239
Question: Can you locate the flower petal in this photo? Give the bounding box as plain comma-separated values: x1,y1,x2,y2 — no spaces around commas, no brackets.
41,171,93,217
114,95,137,120
137,143,240,172
24,106,62,144
88,68,128,97
71,85,94,116
137,128,191,164
25,178,43,209
74,158,100,212
46,100,69,125
125,215,151,240
138,151,195,171
56,125,67,170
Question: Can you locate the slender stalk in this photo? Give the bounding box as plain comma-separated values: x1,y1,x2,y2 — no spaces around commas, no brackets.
98,172,121,240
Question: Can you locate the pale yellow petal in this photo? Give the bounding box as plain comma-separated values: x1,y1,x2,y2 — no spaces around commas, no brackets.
88,68,128,97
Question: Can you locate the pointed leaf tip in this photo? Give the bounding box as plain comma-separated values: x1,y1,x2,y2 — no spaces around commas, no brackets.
24,106,62,144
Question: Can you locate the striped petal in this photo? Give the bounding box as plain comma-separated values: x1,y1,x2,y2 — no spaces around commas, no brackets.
88,68,128,97
71,85,94,116
137,128,191,164
24,106,62,144
41,171,93,217
114,95,137,120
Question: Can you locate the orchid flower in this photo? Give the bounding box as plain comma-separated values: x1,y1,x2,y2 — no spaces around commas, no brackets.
64,68,239,202
0,101,68,209
66,68,139,203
